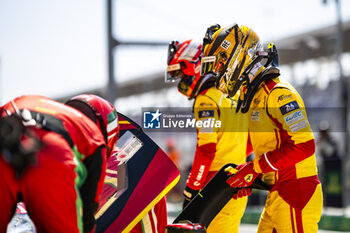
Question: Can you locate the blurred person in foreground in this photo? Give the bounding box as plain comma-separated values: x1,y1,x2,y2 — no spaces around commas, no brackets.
0,94,119,233
166,38,250,233
201,23,322,232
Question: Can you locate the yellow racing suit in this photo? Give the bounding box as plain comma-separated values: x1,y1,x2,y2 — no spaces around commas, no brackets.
186,86,249,233
247,76,323,233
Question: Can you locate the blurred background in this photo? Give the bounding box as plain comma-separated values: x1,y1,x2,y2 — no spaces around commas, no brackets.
1,0,350,231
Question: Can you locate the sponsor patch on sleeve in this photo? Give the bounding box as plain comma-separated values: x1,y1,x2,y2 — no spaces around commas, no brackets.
279,100,299,115
290,120,308,132
251,110,260,121
198,110,214,118
283,110,304,125
199,102,214,107
277,94,292,103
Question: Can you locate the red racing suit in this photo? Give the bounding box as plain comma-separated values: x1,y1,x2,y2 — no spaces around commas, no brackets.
186,86,249,233
247,77,323,233
0,95,107,233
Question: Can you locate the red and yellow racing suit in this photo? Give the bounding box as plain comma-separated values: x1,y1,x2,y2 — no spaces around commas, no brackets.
248,77,323,233
0,95,107,233
186,86,249,233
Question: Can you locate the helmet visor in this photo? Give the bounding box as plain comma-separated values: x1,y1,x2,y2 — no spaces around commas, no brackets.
201,51,229,77
200,55,216,75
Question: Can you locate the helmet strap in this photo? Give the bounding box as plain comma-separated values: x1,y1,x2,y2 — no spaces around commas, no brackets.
190,73,217,99
167,40,179,64
237,67,280,113
263,43,279,68
203,24,221,48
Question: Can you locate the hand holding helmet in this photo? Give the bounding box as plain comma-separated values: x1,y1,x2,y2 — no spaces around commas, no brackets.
226,162,259,188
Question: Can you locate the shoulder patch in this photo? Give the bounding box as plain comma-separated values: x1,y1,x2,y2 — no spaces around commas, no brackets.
290,120,308,132
277,94,292,103
284,110,304,126
199,102,214,107
279,101,299,115
198,110,214,118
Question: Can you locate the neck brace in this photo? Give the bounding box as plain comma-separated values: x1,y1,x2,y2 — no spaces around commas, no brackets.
236,66,280,113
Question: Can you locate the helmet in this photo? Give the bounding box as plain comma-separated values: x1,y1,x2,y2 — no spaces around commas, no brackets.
165,39,203,99
201,24,263,97
65,94,119,158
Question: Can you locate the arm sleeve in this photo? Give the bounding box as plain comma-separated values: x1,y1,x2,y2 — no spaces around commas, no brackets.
246,133,254,157
186,95,219,190
254,87,315,173
80,146,107,233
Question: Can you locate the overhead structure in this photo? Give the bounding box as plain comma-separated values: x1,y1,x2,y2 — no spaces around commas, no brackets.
106,0,168,103
276,20,350,64
56,20,350,102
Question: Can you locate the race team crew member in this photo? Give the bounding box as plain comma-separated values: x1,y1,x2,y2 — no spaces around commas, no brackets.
166,39,249,233
0,94,119,233
201,23,323,232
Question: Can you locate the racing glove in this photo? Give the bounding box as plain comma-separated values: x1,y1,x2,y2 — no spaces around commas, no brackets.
182,186,199,209
226,161,259,188
232,188,252,200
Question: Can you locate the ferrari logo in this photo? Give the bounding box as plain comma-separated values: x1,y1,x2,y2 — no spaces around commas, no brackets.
244,174,253,183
